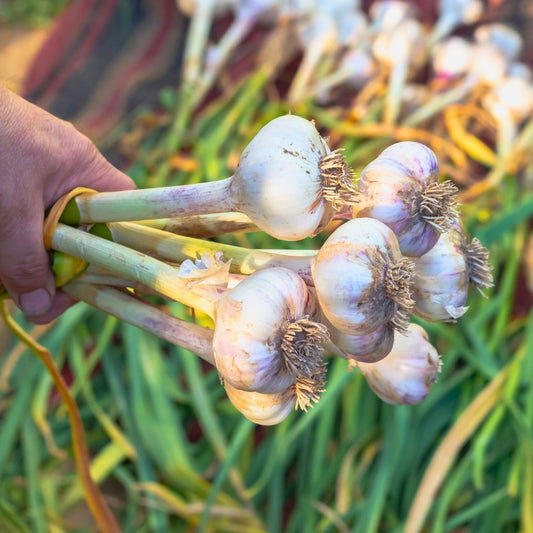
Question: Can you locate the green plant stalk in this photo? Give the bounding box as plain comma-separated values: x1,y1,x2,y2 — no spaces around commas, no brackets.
51,223,216,318
61,178,234,225
138,212,256,238
403,76,477,128
63,282,215,365
384,57,408,126
104,222,316,283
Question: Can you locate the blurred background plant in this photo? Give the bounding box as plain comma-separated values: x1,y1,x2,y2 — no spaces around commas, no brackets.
1,0,533,532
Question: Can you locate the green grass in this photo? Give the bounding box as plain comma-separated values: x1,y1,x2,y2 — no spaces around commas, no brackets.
0,0,68,26
1,57,533,533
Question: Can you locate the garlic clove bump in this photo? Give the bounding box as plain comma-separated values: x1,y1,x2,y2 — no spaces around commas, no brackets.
357,323,441,405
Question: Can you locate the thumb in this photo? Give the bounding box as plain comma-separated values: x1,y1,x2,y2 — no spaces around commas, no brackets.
0,210,56,317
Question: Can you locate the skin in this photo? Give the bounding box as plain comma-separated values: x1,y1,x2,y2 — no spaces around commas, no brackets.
0,86,135,323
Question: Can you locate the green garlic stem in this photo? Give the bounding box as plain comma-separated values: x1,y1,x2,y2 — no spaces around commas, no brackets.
428,13,458,47
288,36,328,104
106,222,316,284
138,212,257,237
63,282,215,365
51,224,216,318
62,178,234,225
182,0,216,87
403,75,477,127
384,58,409,125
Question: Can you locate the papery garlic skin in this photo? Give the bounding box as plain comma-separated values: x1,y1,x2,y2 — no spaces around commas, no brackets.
331,323,394,363
412,223,493,321
230,115,355,241
213,267,328,399
354,141,458,257
358,324,441,405
224,382,296,425
312,217,414,337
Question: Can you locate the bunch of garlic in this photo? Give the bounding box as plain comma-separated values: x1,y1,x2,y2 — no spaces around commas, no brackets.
54,110,494,425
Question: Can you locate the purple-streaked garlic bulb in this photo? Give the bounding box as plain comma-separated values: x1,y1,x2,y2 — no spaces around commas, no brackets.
412,223,493,321
330,322,394,364
312,217,415,337
224,383,296,425
213,267,329,410
354,141,458,257
231,114,356,240
357,323,441,405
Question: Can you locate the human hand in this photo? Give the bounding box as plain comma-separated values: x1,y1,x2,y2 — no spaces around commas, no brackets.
0,86,136,323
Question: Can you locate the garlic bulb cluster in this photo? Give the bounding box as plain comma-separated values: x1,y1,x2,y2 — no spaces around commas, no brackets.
213,267,329,410
354,141,459,257
357,324,441,405
231,115,356,241
412,222,493,321
312,217,415,336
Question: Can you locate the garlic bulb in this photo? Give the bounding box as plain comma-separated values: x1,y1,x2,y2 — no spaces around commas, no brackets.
432,37,473,80
231,114,356,240
474,23,522,62
484,76,533,123
357,324,441,405
312,217,415,337
412,223,493,321
224,382,296,425
372,18,422,65
468,44,507,87
331,322,394,364
213,267,329,410
354,141,458,257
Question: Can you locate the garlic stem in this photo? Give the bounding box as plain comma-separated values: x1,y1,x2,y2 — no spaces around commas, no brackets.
384,57,409,125
105,222,315,284
63,282,215,365
403,75,477,127
182,0,217,87
429,13,460,46
137,213,256,238
51,224,216,318
195,10,258,106
287,34,330,104
61,179,234,225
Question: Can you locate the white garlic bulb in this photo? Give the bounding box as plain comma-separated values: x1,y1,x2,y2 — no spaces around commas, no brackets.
312,217,415,337
372,18,422,65
432,37,473,80
357,324,441,405
213,267,329,409
331,322,394,363
224,382,296,425
412,223,493,321
474,23,523,62
468,44,508,87
231,114,356,241
354,141,458,257
484,76,533,123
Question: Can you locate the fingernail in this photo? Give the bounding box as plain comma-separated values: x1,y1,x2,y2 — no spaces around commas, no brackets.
20,289,52,316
